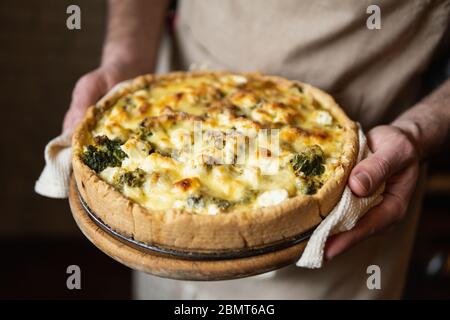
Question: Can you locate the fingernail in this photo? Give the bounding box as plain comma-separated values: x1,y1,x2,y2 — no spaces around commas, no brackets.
353,172,372,193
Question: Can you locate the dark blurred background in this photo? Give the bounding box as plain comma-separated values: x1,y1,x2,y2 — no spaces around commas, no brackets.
0,0,449,299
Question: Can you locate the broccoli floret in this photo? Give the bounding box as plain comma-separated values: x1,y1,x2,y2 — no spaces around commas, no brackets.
186,195,233,211
290,145,325,177
137,126,153,141
117,168,146,188
211,197,232,210
81,135,127,173
236,189,257,205
299,178,323,195
291,145,326,195
186,195,205,209
81,145,111,173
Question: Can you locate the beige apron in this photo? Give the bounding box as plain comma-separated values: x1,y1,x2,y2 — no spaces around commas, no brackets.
134,0,450,299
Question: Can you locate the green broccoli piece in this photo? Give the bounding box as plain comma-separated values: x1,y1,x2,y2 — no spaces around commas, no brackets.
185,195,233,211
211,197,232,210
137,126,153,141
186,195,206,209
290,145,325,177
81,145,111,173
81,135,127,173
299,178,323,195
117,168,146,188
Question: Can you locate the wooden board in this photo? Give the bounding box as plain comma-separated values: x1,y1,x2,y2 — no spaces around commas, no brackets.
69,176,308,281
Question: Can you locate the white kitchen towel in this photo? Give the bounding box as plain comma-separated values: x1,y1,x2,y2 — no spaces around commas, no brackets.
35,119,383,268
34,132,72,198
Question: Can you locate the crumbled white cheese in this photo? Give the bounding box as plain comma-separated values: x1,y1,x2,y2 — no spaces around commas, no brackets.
121,138,151,171
239,95,257,109
139,156,155,173
182,164,207,177
230,75,248,85
256,189,288,207
315,110,333,126
256,156,280,176
242,166,261,189
207,204,220,215
173,200,185,209
133,89,149,97
170,128,192,150
329,158,338,164
99,167,120,183
122,185,144,202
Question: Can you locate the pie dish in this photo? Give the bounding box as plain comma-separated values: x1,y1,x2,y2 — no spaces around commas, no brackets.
72,71,358,251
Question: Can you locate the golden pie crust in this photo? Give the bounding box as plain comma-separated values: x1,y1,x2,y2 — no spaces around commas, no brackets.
72,71,358,251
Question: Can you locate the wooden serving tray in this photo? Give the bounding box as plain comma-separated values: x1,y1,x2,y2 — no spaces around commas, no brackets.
69,176,310,281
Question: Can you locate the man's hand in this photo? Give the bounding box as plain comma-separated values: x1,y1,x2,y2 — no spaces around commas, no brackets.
324,73,450,260
325,125,420,260
63,63,146,133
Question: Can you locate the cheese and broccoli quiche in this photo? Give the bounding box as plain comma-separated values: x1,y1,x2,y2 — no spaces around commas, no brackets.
72,72,358,251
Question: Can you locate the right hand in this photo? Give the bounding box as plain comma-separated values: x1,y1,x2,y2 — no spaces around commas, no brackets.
325,125,420,260
63,62,147,133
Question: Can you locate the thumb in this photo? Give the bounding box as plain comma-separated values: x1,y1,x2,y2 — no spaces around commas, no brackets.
348,126,417,197
348,153,394,197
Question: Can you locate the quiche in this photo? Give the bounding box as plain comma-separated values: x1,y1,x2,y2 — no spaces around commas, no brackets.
72,71,358,251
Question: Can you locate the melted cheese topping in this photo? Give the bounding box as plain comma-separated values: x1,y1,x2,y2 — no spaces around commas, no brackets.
84,73,347,214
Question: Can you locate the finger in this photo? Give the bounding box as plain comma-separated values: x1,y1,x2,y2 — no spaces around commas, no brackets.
349,128,416,197
349,154,395,197
62,104,87,134
325,162,418,260
63,71,107,133
324,200,396,261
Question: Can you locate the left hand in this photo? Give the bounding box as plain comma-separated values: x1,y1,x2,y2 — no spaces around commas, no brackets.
324,125,420,260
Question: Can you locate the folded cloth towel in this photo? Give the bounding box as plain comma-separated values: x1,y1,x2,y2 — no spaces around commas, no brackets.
34,132,72,199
